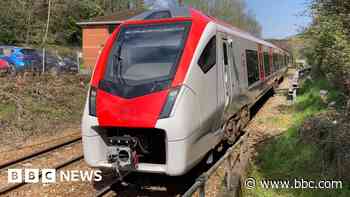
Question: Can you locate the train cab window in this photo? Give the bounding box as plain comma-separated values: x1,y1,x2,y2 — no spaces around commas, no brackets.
246,49,259,86
145,11,172,20
263,52,270,76
198,36,217,73
108,24,118,34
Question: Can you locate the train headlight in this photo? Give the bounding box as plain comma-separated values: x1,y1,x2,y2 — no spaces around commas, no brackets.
89,87,97,117
159,87,181,119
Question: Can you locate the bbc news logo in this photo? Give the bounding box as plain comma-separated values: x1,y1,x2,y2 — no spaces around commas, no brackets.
8,169,102,183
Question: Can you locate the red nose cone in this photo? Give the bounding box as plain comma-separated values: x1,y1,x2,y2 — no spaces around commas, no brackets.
96,89,169,128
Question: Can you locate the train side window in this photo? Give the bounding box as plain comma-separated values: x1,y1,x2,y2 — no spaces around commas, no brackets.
246,49,259,86
263,52,270,76
273,53,278,70
285,55,288,67
223,42,228,65
198,36,217,73
280,55,283,68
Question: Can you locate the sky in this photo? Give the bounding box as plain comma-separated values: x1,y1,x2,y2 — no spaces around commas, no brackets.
245,0,312,39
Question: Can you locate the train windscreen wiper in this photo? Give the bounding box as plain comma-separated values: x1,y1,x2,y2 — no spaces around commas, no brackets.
112,43,127,85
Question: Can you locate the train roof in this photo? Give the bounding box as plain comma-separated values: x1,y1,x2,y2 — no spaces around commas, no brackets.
130,7,285,52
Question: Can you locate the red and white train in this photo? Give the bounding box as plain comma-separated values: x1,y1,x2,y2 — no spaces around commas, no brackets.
82,7,290,176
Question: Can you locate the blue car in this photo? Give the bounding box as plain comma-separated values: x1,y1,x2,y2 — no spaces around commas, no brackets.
2,47,41,73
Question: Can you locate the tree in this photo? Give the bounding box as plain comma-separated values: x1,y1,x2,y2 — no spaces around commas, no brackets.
0,0,143,46
303,0,350,93
183,0,262,37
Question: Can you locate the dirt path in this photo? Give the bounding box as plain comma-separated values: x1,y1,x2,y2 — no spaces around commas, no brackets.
247,72,294,150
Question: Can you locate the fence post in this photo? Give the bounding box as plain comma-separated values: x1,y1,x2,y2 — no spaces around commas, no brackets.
77,51,81,73
226,154,233,191
199,183,205,197
42,48,46,73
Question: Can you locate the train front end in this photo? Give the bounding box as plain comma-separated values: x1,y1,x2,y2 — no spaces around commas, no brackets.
82,9,209,176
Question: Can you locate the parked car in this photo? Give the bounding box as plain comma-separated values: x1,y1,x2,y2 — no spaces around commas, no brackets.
60,57,79,73
2,47,41,74
0,58,10,75
38,52,78,74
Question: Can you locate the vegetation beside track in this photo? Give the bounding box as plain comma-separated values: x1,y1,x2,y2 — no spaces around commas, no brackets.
0,74,89,147
244,77,350,197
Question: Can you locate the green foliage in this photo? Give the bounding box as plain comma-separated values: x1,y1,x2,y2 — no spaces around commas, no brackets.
0,103,16,121
244,78,350,197
183,0,262,37
303,0,350,94
0,0,142,46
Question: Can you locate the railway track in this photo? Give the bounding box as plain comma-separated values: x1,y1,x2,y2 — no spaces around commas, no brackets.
94,131,249,197
0,137,84,195
95,171,131,197
96,182,117,197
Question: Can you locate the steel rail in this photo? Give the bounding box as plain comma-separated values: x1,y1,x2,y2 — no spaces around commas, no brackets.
0,137,82,170
96,185,114,197
95,172,131,197
96,131,250,197
0,154,84,195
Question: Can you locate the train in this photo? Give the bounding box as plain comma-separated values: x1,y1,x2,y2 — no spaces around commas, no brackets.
81,7,290,176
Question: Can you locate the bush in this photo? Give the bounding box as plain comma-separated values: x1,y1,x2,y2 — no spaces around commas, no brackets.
303,0,350,95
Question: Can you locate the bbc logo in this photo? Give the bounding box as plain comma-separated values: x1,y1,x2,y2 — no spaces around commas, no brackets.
8,169,56,183
8,169,103,183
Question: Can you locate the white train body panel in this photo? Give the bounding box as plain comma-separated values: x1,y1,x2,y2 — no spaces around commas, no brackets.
81,7,290,176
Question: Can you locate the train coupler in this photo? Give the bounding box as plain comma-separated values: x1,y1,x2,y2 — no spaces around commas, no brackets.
106,136,140,171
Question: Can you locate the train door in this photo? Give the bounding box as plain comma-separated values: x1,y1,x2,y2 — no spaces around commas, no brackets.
227,38,240,100
258,44,265,81
269,47,274,74
221,37,233,110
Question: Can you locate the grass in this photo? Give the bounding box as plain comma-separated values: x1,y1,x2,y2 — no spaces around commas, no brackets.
0,103,16,121
244,77,350,197
80,63,84,70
